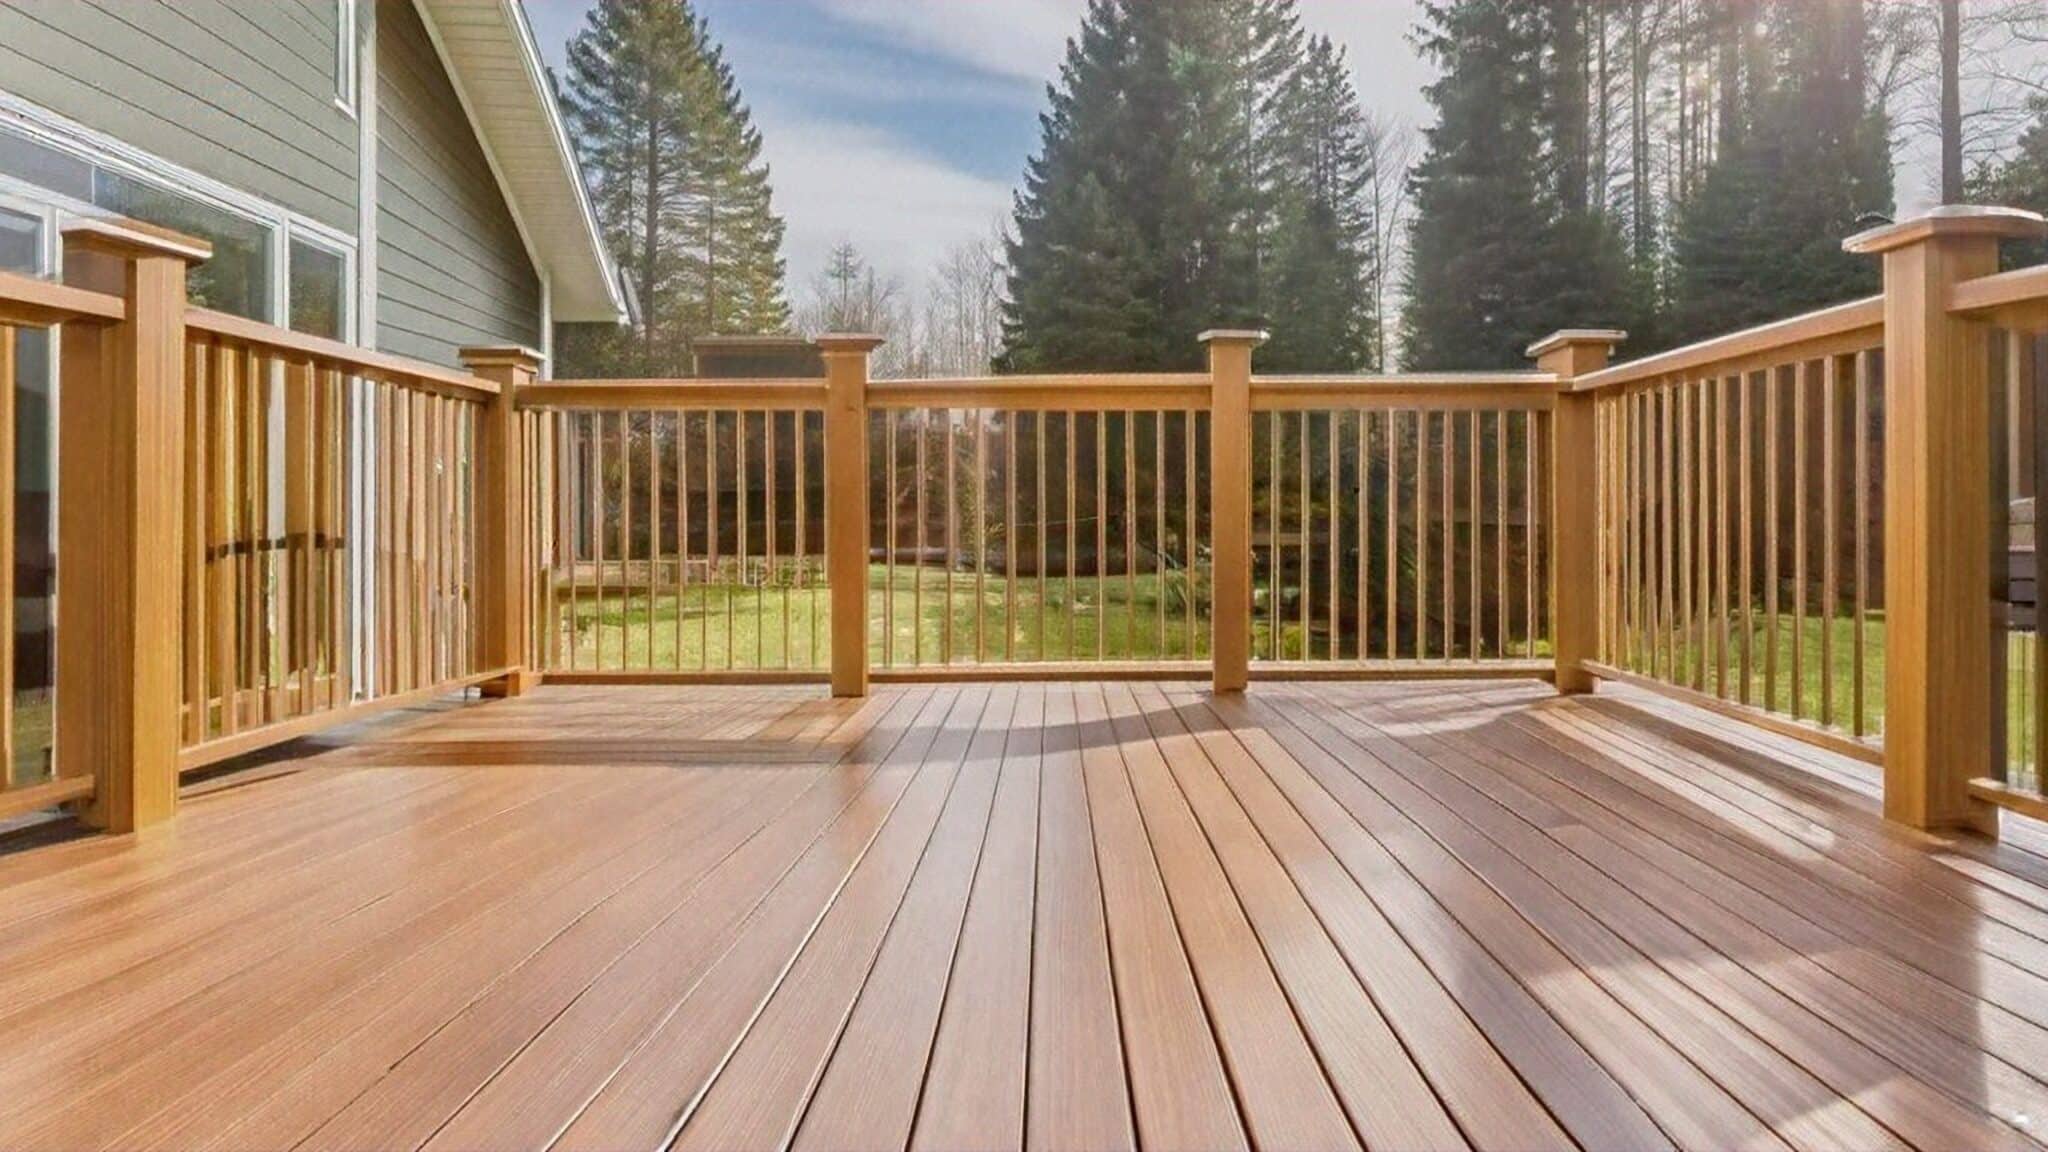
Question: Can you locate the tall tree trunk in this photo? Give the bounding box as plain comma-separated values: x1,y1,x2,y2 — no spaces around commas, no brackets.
1940,0,1964,202
1717,0,1741,156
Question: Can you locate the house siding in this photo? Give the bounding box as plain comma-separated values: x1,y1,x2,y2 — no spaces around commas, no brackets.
375,0,540,368
0,0,360,233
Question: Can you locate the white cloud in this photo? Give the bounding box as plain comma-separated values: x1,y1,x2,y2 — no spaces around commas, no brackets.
754,106,1013,294
816,0,1080,85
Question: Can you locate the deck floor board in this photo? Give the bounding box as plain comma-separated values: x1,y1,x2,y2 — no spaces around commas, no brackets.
1,679,2044,1152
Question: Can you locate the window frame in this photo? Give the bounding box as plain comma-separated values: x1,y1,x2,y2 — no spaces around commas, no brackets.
334,0,360,119
0,89,357,341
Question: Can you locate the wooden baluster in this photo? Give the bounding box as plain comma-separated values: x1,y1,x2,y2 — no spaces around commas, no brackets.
1204,330,1263,692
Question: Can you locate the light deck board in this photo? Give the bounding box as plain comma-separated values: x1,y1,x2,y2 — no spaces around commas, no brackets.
0,681,2045,1150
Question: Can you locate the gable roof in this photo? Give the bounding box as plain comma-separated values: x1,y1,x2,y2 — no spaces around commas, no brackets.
412,0,625,324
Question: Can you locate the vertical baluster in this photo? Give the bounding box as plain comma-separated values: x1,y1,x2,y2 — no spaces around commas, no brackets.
1066,410,1078,659
1097,411,1108,661
1416,412,1429,660
1385,410,1399,661
1006,412,1017,662
1155,411,1166,660
1130,407,1146,660
884,411,896,666
1357,410,1370,661
1467,409,1480,661
1716,376,1732,699
914,407,927,665
1679,381,1695,686
794,410,807,668
1852,354,1869,734
944,408,956,665
1441,409,1454,660
1269,410,1282,659
1765,367,1782,711
744,410,760,669
1494,410,1507,660
1793,362,1810,719
1299,411,1312,660
1036,413,1047,660
1327,411,1339,660
976,410,988,665
1185,410,1198,659
181,338,205,743
1822,355,1841,729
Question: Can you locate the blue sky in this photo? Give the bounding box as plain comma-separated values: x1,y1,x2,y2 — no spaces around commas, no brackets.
523,0,1434,294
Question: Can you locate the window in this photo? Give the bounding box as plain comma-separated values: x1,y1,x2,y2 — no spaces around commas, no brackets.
290,237,347,339
0,202,55,788
335,0,359,115
92,167,272,320
0,114,355,336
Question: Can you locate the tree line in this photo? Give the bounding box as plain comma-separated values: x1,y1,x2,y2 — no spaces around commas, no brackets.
552,0,2048,380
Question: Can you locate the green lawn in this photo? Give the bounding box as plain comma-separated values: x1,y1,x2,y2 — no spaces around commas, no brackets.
544,563,1212,670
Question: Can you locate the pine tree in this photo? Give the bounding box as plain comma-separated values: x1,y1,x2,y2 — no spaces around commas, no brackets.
1403,0,1631,369
1260,36,1378,372
1969,97,2048,267
557,0,789,378
1001,0,1322,372
1671,0,1891,342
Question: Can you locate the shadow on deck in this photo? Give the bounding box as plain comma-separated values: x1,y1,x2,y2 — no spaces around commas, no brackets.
1,680,2046,1151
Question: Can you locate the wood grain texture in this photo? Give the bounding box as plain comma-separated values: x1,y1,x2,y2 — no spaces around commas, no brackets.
1,679,2044,1150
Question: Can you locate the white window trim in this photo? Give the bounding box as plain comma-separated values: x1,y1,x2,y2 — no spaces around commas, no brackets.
335,0,360,118
0,88,359,341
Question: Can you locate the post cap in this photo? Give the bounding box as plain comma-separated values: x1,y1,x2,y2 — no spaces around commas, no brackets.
1842,205,2047,256
61,217,212,265
1525,329,1628,359
458,345,545,372
813,333,887,354
458,342,544,368
1197,329,1270,346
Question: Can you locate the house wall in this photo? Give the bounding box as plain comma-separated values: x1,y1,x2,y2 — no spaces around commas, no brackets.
374,0,541,367
0,0,360,233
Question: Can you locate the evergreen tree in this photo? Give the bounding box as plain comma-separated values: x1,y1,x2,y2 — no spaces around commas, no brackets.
1260,36,1378,371
1670,0,1891,342
1001,0,1344,372
556,0,788,378
1970,97,2048,268
1403,0,1631,369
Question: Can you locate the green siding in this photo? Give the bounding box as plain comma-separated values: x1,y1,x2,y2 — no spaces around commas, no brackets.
0,0,359,232
375,0,539,368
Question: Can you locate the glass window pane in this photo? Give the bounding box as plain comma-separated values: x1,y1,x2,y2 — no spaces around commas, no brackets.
90,169,271,320
0,128,91,202
0,206,54,788
289,238,345,340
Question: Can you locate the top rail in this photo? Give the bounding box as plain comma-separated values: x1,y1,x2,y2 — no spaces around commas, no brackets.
867,373,1209,410
186,308,498,400
521,378,828,410
1251,372,1559,410
1950,263,2048,333
1573,295,1883,392
0,267,126,327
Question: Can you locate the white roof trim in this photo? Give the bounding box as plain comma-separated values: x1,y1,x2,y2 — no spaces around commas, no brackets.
413,0,625,324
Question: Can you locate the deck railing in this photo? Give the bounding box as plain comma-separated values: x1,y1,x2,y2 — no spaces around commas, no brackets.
174,311,500,772
6,206,2048,842
1574,298,1889,758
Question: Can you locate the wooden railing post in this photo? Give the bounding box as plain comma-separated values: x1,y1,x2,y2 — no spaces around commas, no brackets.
462,345,541,697
818,334,883,697
1530,329,1625,695
58,219,210,832
1846,206,2047,834
1203,329,1266,693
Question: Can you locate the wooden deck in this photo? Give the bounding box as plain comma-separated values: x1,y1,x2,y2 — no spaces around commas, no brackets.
4,680,2048,1151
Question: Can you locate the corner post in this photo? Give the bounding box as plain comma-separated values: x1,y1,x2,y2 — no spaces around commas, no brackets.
1530,330,1625,696
1846,206,2047,834
58,220,210,832
819,334,883,698
461,346,541,697
1203,329,1266,693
